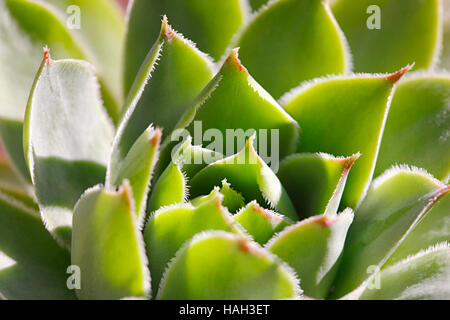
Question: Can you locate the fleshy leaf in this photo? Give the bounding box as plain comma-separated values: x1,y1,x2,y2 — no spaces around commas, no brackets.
174,48,299,161
157,231,301,300
375,74,450,180
23,54,114,248
282,69,410,208
278,153,359,219
331,166,449,298
267,209,353,299
0,0,85,182
0,192,75,299
249,0,269,11
124,0,247,92
387,193,450,266
107,126,161,222
234,201,291,245
360,243,450,300
147,136,221,212
71,182,150,300
111,17,214,177
217,179,246,213
144,191,242,293
332,0,441,72
440,2,450,70
235,0,351,98
41,0,126,118
189,135,298,221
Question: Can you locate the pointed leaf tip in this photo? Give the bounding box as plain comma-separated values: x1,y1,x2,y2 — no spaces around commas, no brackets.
43,46,51,64
385,64,414,84
225,48,247,73
150,128,163,148
160,15,176,40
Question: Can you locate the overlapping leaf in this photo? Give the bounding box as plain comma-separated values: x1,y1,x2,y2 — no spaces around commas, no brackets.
282,68,410,208
71,182,149,300
235,0,351,98
375,74,450,180
124,0,247,92
157,231,301,300
267,210,353,299
278,153,359,219
332,0,441,73
0,192,75,299
331,166,449,298
189,135,298,221
23,55,114,248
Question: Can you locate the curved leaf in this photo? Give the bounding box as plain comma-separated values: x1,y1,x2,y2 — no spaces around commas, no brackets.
234,201,291,245
124,0,247,92
23,54,114,248
111,17,214,177
144,191,242,293
235,0,351,98
0,0,85,182
157,231,301,300
107,126,161,222
331,166,449,298
0,192,75,300
360,243,450,300
278,153,359,219
332,0,441,72
71,182,150,300
440,2,450,70
175,48,300,160
375,74,450,180
267,209,353,299
189,135,298,221
282,68,410,207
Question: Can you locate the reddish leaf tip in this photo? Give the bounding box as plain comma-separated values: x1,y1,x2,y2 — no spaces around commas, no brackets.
225,48,247,73
316,216,336,228
119,179,134,211
385,64,414,84
161,15,176,40
150,128,162,148
43,46,52,65
237,237,252,253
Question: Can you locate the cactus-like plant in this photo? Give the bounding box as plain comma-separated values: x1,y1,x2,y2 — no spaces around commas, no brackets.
0,0,449,300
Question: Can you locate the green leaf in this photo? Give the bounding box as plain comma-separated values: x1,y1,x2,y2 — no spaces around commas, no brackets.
41,0,126,118
147,136,221,212
124,0,247,92
111,17,214,176
107,126,161,222
175,48,300,160
144,191,243,293
189,135,298,221
267,209,353,299
278,153,359,219
234,201,291,245
332,0,441,73
375,74,450,180
331,166,449,298
248,0,269,11
23,55,114,248
0,192,75,300
71,182,150,300
282,68,410,208
440,2,450,70
387,192,450,266
217,179,246,213
360,243,450,300
157,231,301,300
235,0,351,98
0,0,86,182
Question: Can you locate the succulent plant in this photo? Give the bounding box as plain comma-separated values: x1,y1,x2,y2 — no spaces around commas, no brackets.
0,0,449,300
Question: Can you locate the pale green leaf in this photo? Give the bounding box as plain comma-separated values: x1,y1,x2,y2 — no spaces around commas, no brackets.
267,209,353,299
0,192,75,299
282,69,410,208
331,166,449,298
332,0,441,72
235,0,351,98
23,56,114,248
189,135,298,221
234,201,291,245
278,153,359,219
124,0,248,92
144,191,243,293
360,243,450,300
375,74,450,180
157,231,301,300
71,182,150,300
